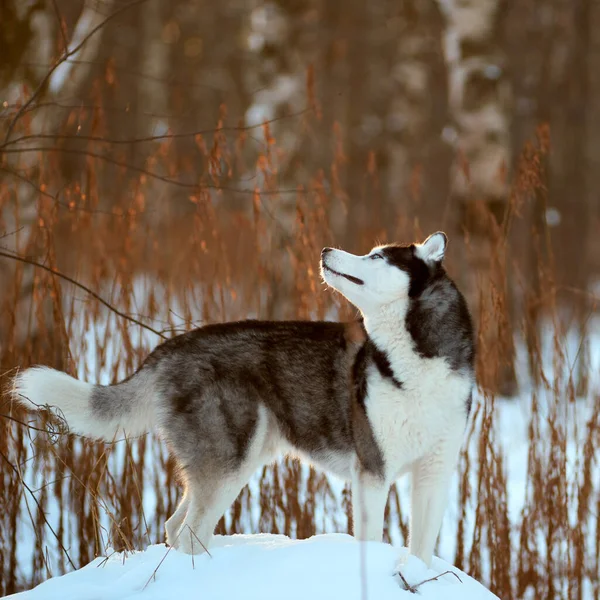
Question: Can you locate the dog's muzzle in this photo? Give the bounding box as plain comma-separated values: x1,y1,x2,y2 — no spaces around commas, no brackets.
321,257,364,286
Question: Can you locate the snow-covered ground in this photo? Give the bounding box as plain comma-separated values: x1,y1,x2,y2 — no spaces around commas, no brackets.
7,534,499,600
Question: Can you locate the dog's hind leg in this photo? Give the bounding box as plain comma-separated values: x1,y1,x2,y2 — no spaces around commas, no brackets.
177,405,276,555
178,470,254,554
165,489,190,548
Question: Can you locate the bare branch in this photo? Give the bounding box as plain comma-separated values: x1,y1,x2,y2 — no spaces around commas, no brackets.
0,166,151,218
17,57,227,94
395,568,463,593
0,227,24,241
0,413,57,435
0,249,167,340
1,108,311,149
0,100,190,123
0,146,302,196
3,0,150,144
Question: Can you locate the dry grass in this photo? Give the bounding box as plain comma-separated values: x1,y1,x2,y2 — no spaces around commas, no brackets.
0,86,598,600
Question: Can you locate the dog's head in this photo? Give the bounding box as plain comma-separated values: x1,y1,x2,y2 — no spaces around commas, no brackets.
320,232,447,312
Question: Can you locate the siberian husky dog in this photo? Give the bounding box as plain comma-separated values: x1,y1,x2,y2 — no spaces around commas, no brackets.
14,232,475,567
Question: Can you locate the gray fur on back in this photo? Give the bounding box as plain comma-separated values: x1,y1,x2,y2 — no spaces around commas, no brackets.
136,320,384,480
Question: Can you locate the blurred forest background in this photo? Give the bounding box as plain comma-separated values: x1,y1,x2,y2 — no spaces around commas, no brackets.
0,0,599,598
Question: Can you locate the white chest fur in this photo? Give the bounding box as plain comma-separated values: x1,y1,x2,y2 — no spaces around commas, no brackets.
363,313,473,483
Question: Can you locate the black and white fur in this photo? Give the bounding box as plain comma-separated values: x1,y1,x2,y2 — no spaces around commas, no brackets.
14,232,475,566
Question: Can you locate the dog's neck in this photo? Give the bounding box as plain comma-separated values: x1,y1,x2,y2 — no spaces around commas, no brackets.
361,299,418,371
363,298,451,390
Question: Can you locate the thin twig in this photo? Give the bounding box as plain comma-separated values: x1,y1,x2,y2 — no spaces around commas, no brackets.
0,166,148,218
0,227,24,240
412,570,463,588
0,146,302,196
142,544,175,590
124,435,152,547
31,475,75,493
185,524,213,558
395,569,418,594
3,0,150,144
2,108,311,149
142,523,211,590
0,249,166,339
0,412,63,436
0,447,76,569
395,568,463,593
95,549,119,569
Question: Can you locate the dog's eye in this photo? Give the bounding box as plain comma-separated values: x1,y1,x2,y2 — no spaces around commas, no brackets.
370,253,383,260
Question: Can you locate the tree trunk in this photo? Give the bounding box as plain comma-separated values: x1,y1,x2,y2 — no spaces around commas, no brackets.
386,0,438,204
437,0,517,396
243,0,317,319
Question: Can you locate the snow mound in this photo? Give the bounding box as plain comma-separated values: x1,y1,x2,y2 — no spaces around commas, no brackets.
11,534,498,600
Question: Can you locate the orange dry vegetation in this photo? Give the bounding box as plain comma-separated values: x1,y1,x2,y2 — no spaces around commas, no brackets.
0,91,598,600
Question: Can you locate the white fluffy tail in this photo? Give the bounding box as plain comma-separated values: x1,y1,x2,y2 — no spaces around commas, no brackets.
14,366,155,441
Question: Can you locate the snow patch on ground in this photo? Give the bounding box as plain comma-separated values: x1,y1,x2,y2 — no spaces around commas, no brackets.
9,534,499,600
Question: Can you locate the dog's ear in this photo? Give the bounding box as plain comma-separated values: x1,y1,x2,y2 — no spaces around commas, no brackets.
415,232,447,264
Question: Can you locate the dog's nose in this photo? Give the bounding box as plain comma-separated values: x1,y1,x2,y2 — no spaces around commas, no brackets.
321,247,333,256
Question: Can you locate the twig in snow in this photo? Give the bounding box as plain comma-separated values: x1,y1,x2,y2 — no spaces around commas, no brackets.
394,568,463,594
142,545,176,590
395,569,418,594
185,524,213,558
142,523,212,590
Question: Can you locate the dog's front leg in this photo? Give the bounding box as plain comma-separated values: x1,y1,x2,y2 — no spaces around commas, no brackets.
351,462,388,542
408,439,462,566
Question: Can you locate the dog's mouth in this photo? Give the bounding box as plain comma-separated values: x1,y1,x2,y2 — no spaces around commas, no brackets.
322,263,364,286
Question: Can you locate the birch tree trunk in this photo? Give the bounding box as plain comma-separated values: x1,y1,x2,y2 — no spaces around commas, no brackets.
0,0,114,368
243,0,317,319
436,0,517,395
437,0,511,220
386,0,439,204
